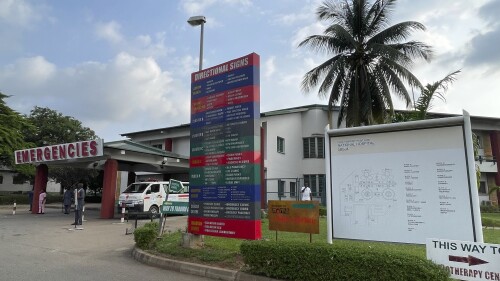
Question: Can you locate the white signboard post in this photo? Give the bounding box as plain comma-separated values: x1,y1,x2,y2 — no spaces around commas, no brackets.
427,238,500,281
325,112,482,244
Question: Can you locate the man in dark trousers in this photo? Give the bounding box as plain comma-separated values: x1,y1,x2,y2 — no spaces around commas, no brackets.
72,183,85,225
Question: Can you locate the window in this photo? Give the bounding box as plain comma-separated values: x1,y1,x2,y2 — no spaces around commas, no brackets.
277,137,285,154
290,181,296,197
0,175,3,184
12,174,26,185
304,174,326,197
479,182,487,194
151,144,163,149
150,184,160,193
278,180,285,197
303,137,325,158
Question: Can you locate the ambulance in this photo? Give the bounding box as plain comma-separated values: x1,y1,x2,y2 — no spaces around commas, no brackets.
117,179,189,215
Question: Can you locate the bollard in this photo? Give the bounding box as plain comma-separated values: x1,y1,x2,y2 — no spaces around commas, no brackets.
121,203,125,223
13,201,16,215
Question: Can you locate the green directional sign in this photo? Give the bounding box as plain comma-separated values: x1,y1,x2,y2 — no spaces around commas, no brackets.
169,179,184,193
161,201,189,215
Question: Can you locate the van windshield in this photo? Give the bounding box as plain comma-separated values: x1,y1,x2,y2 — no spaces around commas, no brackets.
123,183,149,193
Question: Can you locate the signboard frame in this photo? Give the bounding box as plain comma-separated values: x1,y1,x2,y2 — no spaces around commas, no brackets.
324,112,483,244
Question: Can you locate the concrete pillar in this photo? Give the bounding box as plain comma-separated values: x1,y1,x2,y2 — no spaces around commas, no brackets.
100,159,118,219
32,164,48,214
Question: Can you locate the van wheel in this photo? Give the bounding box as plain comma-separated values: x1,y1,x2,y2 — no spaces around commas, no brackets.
149,205,159,218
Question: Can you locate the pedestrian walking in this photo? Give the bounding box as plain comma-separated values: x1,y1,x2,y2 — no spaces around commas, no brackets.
63,187,73,214
38,189,47,214
72,183,85,225
301,184,312,201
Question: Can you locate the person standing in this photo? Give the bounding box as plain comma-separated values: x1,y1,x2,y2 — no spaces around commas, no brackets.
63,187,73,214
73,183,85,225
28,188,34,211
301,184,312,201
38,189,47,214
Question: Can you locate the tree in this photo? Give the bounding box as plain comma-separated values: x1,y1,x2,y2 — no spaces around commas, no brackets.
24,106,96,145
0,92,36,178
24,107,99,192
392,70,460,122
299,0,432,127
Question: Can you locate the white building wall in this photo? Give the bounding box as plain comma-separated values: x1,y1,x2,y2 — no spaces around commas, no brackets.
173,136,191,156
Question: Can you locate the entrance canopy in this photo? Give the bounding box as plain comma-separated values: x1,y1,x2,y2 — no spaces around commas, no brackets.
25,140,189,173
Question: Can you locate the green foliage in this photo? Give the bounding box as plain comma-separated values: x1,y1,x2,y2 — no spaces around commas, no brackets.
134,223,158,249
0,92,35,168
240,241,449,281
319,206,327,217
413,70,460,120
23,106,100,192
480,204,500,213
299,0,432,127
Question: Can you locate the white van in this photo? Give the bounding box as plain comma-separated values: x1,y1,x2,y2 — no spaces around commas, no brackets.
117,180,189,215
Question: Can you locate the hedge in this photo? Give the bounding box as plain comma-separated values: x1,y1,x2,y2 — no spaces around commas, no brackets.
134,222,159,249
240,241,449,281
0,193,63,205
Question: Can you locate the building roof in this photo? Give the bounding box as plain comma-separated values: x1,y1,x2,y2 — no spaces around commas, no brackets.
104,140,188,160
119,104,500,137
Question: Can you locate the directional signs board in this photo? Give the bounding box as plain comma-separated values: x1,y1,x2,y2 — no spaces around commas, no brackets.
188,53,261,240
427,238,500,281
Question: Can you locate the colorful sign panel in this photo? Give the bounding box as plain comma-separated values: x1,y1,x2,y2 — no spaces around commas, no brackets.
426,238,500,281
268,200,319,234
15,139,104,164
188,53,261,240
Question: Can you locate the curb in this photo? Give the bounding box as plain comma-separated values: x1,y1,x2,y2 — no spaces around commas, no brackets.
132,246,279,281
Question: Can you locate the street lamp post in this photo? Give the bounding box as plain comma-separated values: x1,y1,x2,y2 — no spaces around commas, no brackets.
185,15,207,248
187,15,206,71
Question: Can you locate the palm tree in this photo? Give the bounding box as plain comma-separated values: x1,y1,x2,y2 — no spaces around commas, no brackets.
412,70,460,120
299,0,432,127
392,70,460,122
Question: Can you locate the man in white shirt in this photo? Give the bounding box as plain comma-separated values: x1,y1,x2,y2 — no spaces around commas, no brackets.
301,184,312,201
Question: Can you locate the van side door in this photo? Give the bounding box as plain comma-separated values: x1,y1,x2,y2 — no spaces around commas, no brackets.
149,183,161,207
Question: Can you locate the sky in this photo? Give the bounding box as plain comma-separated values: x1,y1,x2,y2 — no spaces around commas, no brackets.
1,0,499,142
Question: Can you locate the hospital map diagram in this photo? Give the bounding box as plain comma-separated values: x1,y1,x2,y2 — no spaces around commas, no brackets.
339,168,398,225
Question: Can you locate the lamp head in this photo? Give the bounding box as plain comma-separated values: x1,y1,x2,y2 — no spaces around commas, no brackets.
187,16,206,26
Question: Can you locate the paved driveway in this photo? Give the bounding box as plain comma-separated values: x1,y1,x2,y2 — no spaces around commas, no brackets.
0,205,204,281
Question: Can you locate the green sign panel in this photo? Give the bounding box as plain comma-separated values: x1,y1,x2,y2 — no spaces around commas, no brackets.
161,201,189,215
169,179,184,193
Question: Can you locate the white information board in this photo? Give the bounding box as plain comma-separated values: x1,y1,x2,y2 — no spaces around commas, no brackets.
326,116,482,244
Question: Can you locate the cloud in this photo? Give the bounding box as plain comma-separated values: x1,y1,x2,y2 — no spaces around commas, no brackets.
0,56,56,87
463,0,500,70
263,56,276,79
0,53,190,141
0,0,43,27
180,0,252,15
95,21,123,44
